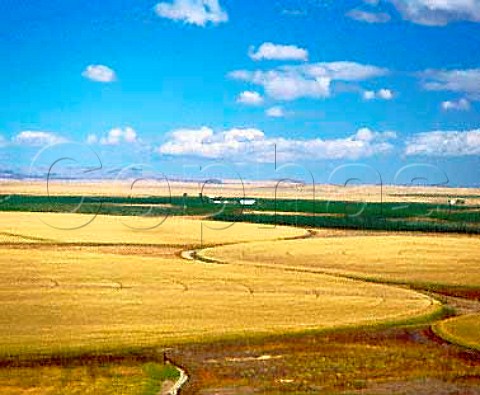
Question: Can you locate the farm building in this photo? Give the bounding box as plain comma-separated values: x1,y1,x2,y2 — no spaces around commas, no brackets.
239,199,256,206
448,198,466,206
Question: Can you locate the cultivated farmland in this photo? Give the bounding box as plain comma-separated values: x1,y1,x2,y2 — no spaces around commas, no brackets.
0,211,306,247
200,234,480,294
0,188,479,394
0,217,439,357
434,314,480,351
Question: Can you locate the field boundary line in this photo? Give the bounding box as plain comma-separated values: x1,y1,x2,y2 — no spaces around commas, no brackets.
186,235,445,328
432,314,480,352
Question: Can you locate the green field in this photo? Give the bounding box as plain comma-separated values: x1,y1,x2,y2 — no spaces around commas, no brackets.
1,194,479,233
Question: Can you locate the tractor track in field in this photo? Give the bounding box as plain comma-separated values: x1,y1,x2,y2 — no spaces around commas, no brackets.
180,228,317,263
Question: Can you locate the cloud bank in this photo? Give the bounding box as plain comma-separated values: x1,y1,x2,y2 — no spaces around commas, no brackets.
405,129,480,156
230,61,388,101
158,126,397,162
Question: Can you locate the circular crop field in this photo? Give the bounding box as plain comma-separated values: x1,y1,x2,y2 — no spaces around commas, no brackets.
0,242,439,357
433,314,480,351
199,234,480,291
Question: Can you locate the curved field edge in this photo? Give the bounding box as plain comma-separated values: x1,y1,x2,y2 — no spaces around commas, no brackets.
168,301,448,348
198,245,480,298
0,242,444,361
0,257,438,359
0,303,448,366
432,314,480,351
197,235,480,299
0,211,309,248
193,249,444,336
0,302,442,361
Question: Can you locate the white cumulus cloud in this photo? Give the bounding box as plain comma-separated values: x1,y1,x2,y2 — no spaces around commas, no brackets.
266,106,286,118
378,88,394,100
441,98,471,111
421,68,480,99
363,90,376,100
230,62,388,101
82,65,117,83
158,126,396,162
154,0,228,26
236,91,264,106
405,129,480,156
363,88,394,100
386,0,480,25
13,131,66,147
87,127,139,146
249,42,308,61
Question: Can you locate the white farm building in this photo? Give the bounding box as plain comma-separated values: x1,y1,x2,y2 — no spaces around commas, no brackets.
239,199,256,206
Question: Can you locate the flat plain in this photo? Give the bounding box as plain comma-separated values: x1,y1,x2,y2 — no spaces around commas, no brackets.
0,181,479,394
3,179,480,204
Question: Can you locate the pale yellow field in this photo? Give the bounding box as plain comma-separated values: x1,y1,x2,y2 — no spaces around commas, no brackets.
200,234,480,288
0,211,306,247
0,213,440,357
2,180,480,204
433,314,480,351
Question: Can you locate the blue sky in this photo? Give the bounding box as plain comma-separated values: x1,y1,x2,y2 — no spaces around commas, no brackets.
1,0,480,186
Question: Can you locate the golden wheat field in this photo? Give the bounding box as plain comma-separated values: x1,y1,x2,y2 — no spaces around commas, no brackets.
433,314,480,351
0,211,305,247
0,206,477,395
0,212,441,358
200,234,480,289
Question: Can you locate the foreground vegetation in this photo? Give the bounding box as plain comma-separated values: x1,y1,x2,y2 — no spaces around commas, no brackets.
173,324,480,394
0,361,179,395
